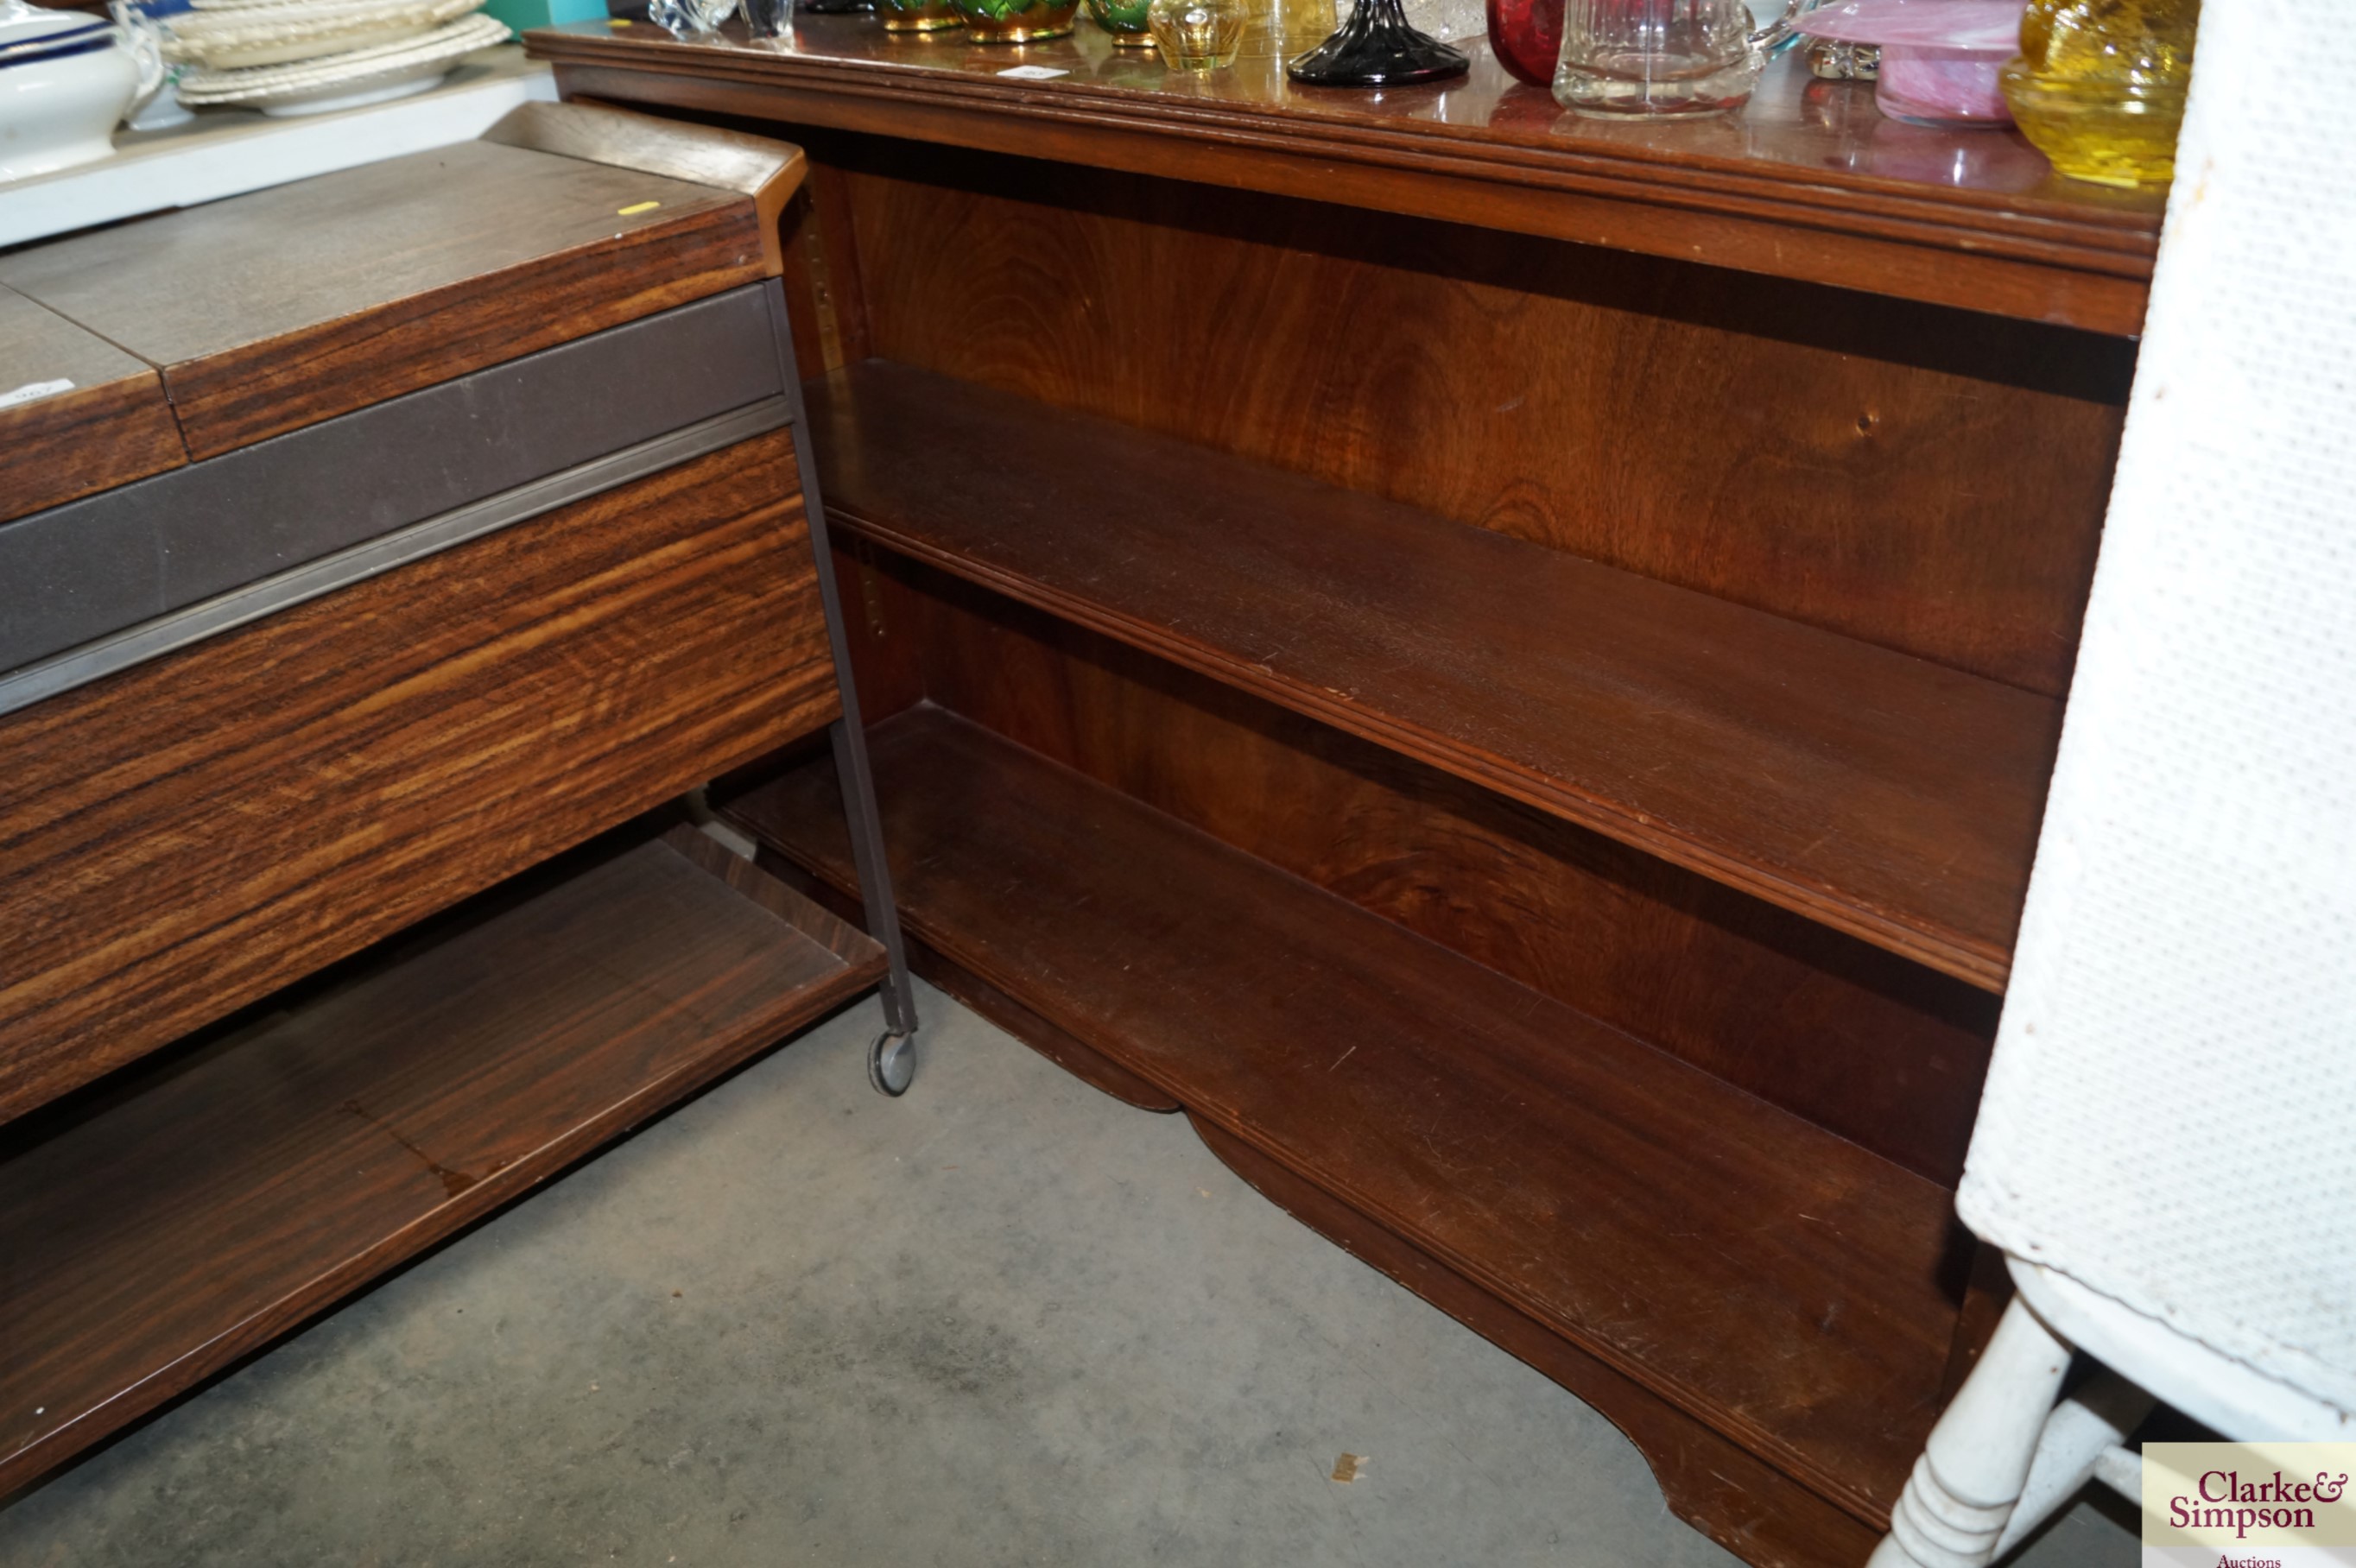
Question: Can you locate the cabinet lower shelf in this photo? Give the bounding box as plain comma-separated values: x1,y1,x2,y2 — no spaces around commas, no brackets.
722,705,1965,1560
805,359,2056,992
0,825,884,1497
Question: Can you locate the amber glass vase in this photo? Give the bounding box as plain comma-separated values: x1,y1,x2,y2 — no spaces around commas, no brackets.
2003,0,2199,187
879,0,965,29
953,0,1079,36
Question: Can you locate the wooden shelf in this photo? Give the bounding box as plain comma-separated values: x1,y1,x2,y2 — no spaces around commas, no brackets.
0,825,884,1495
526,16,2161,333
722,705,1962,1545
807,359,2056,991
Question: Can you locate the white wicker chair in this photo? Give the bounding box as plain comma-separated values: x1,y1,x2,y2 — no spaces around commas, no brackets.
1868,4,2356,1564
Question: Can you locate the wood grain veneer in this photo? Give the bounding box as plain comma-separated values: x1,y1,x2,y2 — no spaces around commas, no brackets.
484,98,808,275
0,284,185,523
0,826,884,1496
820,547,2001,1182
528,17,2161,332
819,142,2125,699
725,705,1966,1535
0,142,765,460
808,361,2055,991
0,429,837,1122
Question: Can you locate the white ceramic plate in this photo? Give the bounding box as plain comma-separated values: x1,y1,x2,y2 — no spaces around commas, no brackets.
174,12,507,112
166,0,479,68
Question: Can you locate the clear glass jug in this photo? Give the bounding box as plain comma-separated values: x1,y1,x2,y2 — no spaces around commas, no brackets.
1554,0,1814,116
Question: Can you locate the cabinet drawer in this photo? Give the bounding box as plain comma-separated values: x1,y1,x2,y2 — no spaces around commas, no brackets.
0,427,836,1121
0,285,788,684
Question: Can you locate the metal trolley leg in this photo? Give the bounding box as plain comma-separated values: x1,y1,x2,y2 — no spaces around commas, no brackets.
830,719,920,1094
765,278,920,1095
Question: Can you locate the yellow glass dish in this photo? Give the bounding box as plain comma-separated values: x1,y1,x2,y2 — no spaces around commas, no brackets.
2003,0,2200,188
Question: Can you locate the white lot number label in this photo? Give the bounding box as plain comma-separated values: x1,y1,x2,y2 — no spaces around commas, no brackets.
0,378,73,410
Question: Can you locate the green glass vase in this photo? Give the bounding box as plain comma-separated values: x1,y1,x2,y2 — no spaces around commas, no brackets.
953,0,1080,40
1084,0,1156,45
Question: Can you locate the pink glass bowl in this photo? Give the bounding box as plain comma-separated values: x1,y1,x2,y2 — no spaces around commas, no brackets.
1797,0,2022,128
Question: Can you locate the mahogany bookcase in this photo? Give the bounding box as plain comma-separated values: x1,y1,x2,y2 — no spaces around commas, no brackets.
589,27,2137,1564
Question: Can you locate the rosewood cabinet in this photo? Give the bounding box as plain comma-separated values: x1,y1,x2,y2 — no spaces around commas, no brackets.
526,21,2145,1567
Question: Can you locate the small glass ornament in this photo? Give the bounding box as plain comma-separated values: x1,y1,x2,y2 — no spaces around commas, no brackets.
1084,0,1156,46
1806,37,1879,78
1149,0,1245,68
740,0,793,37
648,0,736,35
1270,0,1334,52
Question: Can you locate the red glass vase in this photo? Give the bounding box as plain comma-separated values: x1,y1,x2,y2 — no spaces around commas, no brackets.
1485,0,1561,85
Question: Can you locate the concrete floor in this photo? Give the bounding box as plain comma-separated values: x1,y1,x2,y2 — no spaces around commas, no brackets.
1,980,2138,1566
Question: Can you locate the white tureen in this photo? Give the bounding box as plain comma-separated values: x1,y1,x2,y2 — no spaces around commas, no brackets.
0,1,164,181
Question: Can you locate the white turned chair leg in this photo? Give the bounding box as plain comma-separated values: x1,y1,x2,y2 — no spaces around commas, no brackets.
1992,1370,2155,1558
1867,1298,2074,1568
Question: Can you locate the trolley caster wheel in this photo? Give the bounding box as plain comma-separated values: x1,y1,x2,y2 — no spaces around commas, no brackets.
869,1029,916,1097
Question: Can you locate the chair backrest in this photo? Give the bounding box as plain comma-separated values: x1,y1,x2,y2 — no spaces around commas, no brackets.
1956,0,2356,1421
